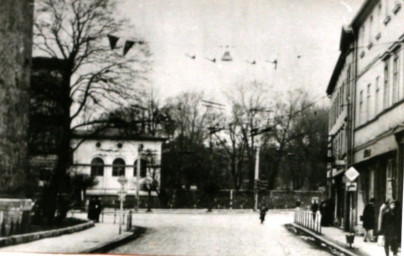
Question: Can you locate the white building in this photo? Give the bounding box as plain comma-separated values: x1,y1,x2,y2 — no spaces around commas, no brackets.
71,129,165,207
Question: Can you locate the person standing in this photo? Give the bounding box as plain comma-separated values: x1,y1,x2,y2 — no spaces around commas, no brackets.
259,203,268,224
94,197,103,223
87,197,95,221
311,199,319,220
362,198,375,242
380,200,401,256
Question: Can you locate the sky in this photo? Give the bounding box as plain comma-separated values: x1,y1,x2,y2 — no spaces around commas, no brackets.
117,0,364,106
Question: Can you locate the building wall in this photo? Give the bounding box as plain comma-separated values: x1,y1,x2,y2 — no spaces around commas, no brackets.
352,0,404,230
0,0,33,196
71,138,162,197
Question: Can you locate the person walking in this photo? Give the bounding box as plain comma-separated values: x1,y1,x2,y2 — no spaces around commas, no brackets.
362,198,375,242
380,200,401,256
259,203,268,224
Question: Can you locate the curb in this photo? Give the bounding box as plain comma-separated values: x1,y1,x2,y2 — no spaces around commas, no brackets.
81,226,146,253
289,223,363,256
0,221,94,248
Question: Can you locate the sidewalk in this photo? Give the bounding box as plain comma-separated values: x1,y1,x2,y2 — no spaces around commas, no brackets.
292,223,398,256
0,212,138,254
321,226,386,256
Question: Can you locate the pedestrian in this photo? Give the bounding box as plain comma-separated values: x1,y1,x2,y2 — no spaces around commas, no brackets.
259,203,268,224
362,198,375,242
87,197,95,221
311,199,319,220
94,197,103,223
380,200,401,256
320,199,333,226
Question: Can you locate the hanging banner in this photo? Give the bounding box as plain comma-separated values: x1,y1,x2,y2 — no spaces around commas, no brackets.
107,34,119,50
123,40,135,56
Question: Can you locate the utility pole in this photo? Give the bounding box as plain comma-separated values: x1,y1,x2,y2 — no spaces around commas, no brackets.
136,144,144,211
254,143,260,211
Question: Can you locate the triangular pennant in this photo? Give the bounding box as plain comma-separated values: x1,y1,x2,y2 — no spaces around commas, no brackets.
123,40,135,56
107,34,119,50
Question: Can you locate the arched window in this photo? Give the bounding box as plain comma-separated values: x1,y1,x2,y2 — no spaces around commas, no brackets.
90,158,104,176
112,158,126,176
134,159,147,178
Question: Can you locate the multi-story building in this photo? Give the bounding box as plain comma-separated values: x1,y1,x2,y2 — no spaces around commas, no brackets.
326,26,356,230
327,0,404,232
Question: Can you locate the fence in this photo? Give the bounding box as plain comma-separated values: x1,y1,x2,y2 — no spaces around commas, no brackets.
294,210,322,234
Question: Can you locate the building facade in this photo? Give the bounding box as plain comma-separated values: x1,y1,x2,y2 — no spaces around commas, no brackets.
71,129,165,207
0,0,34,196
326,26,356,231
327,0,404,232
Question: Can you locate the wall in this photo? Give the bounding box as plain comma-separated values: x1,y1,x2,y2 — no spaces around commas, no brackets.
0,0,33,195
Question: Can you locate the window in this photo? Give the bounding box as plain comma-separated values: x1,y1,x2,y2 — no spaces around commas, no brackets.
369,15,373,43
359,90,363,124
393,52,399,102
367,83,372,120
386,159,395,200
90,158,104,176
341,83,345,109
360,26,365,47
375,76,380,114
112,158,125,176
384,59,390,108
134,159,147,178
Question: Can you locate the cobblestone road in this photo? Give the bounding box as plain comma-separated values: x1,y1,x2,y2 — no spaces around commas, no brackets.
110,210,330,256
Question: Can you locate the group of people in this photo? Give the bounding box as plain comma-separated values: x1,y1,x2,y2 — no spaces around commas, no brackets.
87,196,103,223
362,198,402,256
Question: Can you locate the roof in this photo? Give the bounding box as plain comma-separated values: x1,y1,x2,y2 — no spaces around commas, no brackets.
72,128,167,142
32,57,68,71
326,0,379,95
349,0,379,30
326,27,354,96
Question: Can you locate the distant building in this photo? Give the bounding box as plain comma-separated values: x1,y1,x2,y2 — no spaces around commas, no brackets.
327,0,404,232
71,128,165,207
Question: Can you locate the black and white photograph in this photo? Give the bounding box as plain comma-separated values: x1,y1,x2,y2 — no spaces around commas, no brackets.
0,0,403,255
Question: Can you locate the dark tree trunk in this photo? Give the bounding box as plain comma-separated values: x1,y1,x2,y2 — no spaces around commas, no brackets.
43,71,72,223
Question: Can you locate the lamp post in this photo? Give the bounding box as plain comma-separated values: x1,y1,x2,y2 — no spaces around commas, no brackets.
117,176,128,234
136,144,144,212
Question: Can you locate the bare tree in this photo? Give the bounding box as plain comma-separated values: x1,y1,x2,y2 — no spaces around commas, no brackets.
226,81,273,190
33,0,149,222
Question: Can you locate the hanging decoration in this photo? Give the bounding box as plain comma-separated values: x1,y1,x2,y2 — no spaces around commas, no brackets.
185,53,196,60
107,34,119,50
221,51,233,61
123,40,135,56
266,59,278,70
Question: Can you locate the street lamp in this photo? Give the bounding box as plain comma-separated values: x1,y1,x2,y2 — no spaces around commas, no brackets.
117,176,128,234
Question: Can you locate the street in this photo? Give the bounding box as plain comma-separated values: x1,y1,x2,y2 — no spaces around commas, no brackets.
109,210,330,256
